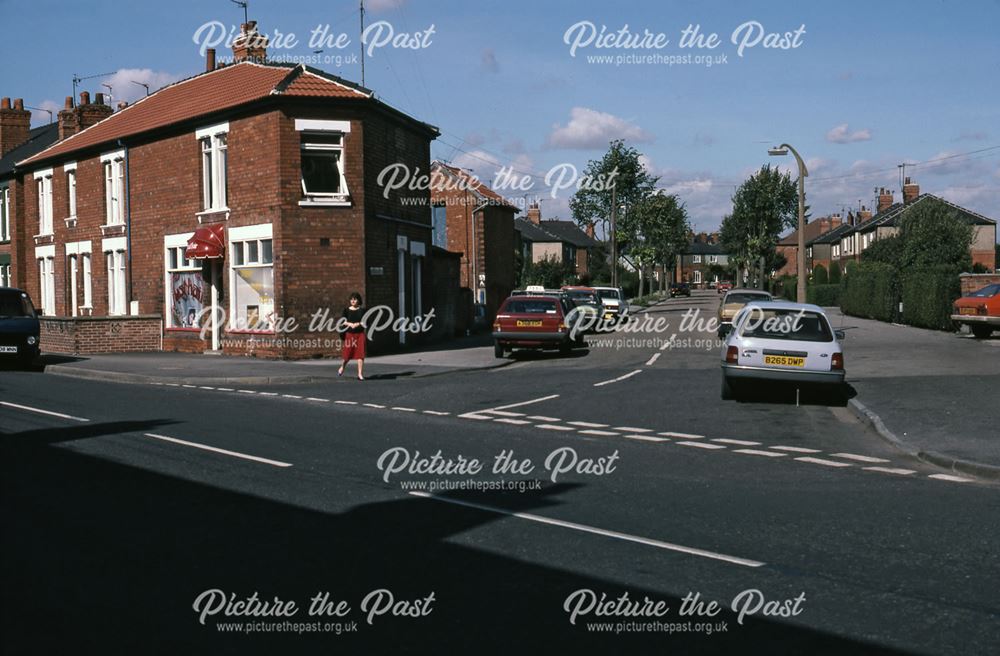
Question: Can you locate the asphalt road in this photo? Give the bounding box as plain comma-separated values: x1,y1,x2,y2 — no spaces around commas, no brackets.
2,292,998,655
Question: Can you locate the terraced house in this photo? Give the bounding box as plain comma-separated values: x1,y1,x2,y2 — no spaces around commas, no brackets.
12,23,445,358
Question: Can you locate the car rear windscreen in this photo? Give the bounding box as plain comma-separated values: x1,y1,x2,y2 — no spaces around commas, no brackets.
726,293,771,304
504,299,558,314
739,309,833,342
970,284,1000,298
0,291,36,318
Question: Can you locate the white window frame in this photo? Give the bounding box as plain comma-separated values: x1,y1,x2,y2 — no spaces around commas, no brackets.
66,241,93,317
103,236,127,316
0,263,10,287
101,151,125,226
228,223,274,332
709,255,718,264
296,120,350,206
693,270,702,284
1,186,9,242
196,123,229,212
163,232,201,329
64,161,78,219
34,168,54,236
692,255,702,264
35,244,55,315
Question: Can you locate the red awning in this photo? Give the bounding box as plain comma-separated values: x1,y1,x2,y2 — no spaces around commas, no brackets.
185,224,226,260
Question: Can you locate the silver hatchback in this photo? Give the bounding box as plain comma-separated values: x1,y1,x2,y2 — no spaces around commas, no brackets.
720,301,846,401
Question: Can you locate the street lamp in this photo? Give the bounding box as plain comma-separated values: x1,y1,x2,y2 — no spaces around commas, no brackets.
769,144,809,303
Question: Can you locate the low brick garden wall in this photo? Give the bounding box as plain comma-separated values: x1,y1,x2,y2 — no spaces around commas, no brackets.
960,273,1000,296
40,315,162,355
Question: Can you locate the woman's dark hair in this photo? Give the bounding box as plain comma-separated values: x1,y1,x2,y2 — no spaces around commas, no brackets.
349,292,363,304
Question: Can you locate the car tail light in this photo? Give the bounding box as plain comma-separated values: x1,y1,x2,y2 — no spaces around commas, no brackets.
725,346,739,364
831,352,844,370
492,322,501,332
977,304,988,316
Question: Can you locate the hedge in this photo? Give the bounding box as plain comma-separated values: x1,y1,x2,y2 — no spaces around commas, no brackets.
806,284,840,307
900,268,962,330
840,262,898,322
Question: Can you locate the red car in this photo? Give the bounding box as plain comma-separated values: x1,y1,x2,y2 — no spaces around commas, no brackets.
492,295,584,358
717,281,733,295
952,283,1000,338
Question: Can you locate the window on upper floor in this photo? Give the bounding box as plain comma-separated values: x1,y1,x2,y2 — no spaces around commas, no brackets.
104,157,125,226
201,132,228,211
67,170,77,218
0,186,9,242
431,205,447,248
300,133,348,202
36,173,53,235
692,255,702,264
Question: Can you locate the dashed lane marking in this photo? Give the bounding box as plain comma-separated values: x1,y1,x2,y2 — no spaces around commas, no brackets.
830,453,890,463
364,403,386,409
772,446,821,453
494,418,531,425
237,390,256,394
568,421,610,428
217,387,234,392
182,384,197,389
335,400,358,405
423,410,451,416
527,415,560,422
593,369,643,387
711,438,761,446
733,449,787,458
579,429,620,436
281,394,302,399
484,410,526,417
458,412,493,420
259,392,278,397
199,386,216,390
613,427,653,433
144,433,292,468
0,401,90,423
928,474,973,483
625,434,670,442
392,407,417,412
645,353,661,366
795,457,853,468
537,424,575,432
487,394,560,411
863,466,916,476
677,441,726,450
659,432,705,439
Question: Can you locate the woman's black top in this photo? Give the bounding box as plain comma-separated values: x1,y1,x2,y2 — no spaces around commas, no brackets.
342,307,365,334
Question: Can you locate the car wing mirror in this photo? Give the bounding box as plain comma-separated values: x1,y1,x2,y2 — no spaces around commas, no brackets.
834,329,846,340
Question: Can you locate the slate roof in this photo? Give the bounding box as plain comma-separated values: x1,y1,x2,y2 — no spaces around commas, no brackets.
514,218,599,248
854,194,996,232
432,161,519,210
0,123,59,180
21,61,437,167
808,222,853,246
684,241,726,255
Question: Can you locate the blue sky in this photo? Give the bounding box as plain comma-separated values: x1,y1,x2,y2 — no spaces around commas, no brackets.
3,0,999,233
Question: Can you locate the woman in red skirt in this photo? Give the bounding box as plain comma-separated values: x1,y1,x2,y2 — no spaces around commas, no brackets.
338,292,367,380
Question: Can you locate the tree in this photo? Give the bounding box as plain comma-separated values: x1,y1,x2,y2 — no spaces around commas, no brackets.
862,198,973,271
521,257,576,289
720,165,799,282
812,264,829,284
862,234,904,265
626,192,691,296
570,140,658,243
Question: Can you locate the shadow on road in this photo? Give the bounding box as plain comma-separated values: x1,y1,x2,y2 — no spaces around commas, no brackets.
728,382,857,408
1,421,902,655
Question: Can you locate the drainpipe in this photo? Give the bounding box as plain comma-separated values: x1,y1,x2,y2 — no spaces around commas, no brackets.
117,139,133,312
472,200,488,305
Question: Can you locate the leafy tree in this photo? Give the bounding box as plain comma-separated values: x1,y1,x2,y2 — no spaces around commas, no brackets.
862,234,904,265
626,192,691,296
521,257,576,289
720,165,800,281
862,198,973,271
828,262,842,283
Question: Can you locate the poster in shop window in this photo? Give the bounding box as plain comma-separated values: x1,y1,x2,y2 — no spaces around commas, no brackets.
170,271,206,328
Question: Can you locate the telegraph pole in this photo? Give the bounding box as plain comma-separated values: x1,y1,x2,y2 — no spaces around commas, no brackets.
360,0,366,86
610,185,617,288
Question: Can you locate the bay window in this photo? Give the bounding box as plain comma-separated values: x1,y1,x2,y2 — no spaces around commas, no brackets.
229,224,274,331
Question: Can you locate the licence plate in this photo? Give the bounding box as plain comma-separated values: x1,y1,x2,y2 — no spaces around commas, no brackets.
764,355,804,367
516,320,543,328
959,307,977,315
604,313,614,320
0,346,18,353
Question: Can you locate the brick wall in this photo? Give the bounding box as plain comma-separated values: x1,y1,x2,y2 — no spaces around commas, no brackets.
40,315,161,354
959,273,1000,296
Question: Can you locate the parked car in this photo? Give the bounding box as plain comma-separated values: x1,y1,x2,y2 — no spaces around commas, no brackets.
560,286,607,332
720,301,846,401
951,283,1000,338
717,289,773,336
592,286,629,322
717,281,733,294
669,282,691,298
0,287,41,366
493,295,585,358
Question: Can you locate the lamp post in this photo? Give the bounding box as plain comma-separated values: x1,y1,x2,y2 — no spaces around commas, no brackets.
769,144,808,303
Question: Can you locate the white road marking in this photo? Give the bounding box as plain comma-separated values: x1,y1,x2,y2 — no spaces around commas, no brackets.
458,412,493,420
537,424,575,431
830,453,890,463
711,438,761,446
217,387,234,392
928,474,973,483
237,390,256,394
0,401,90,423
625,434,670,442
771,446,821,453
199,386,216,390
392,407,417,412
658,336,676,351
645,353,661,366
593,369,643,387
734,449,787,458
527,415,560,422
677,441,726,450
144,433,292,468
364,403,386,409
408,492,765,568
488,394,560,411
182,384,197,389
579,429,619,436
423,410,451,416
165,383,180,387
306,398,329,403
259,392,278,397
281,394,302,399
335,400,358,405
659,432,705,439
484,410,526,417
568,421,609,428
613,427,653,433
863,466,916,476
494,418,531,425
795,457,853,468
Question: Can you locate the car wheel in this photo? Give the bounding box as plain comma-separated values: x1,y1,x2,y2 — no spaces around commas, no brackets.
494,342,505,359
971,324,993,339
721,375,736,400
829,383,849,406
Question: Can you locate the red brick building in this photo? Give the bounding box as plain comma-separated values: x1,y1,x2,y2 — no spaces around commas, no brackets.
13,23,443,357
429,161,516,320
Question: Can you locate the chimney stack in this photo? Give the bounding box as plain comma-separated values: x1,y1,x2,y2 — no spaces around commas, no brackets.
585,223,595,239
58,90,113,141
877,187,894,214
0,96,32,157
206,48,216,72
902,177,919,205
232,21,269,63
830,213,842,230
527,203,541,225
858,205,872,223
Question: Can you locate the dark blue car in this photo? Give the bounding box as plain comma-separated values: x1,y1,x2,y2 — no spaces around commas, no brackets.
0,287,40,366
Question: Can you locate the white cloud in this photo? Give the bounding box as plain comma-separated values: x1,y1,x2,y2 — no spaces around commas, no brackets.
826,123,872,144
545,107,653,150
29,99,61,127
99,68,182,105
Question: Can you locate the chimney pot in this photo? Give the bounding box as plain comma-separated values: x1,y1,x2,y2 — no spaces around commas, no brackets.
64,96,74,109
206,48,217,72
13,98,23,110
80,91,90,105
0,98,9,109
95,92,104,105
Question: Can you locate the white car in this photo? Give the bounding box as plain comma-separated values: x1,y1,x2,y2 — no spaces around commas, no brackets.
720,301,846,401
592,286,629,321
